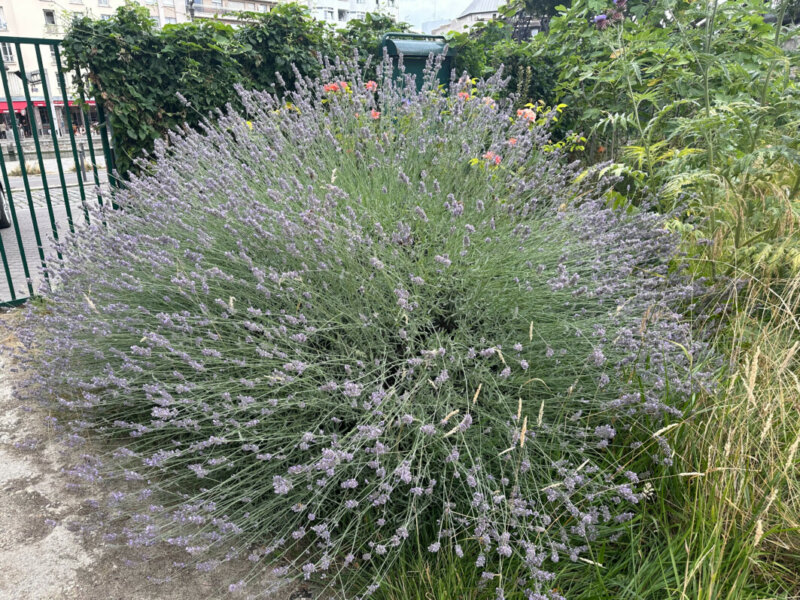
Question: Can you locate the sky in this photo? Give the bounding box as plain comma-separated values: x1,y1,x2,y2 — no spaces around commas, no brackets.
399,0,472,30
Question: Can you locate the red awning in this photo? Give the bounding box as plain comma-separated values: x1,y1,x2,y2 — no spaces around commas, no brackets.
52,99,96,107
0,101,30,114
0,100,53,113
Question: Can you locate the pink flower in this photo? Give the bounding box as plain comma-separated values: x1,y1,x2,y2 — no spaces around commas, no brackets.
365,80,378,92
370,109,380,120
483,151,501,165
457,91,470,101
517,108,537,122
508,137,517,146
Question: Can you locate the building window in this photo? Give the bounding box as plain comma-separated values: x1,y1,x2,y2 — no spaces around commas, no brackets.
338,9,347,20
44,10,57,24
50,46,58,62
323,8,333,19
101,14,113,20
1,43,15,63
258,4,268,12
229,1,245,9
98,0,110,5
163,0,175,5
0,7,7,31
165,16,177,23
212,0,222,5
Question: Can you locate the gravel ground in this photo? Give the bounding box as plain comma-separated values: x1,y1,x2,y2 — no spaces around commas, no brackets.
0,313,302,600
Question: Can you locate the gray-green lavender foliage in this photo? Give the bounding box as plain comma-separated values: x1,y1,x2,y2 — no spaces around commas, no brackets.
9,58,711,599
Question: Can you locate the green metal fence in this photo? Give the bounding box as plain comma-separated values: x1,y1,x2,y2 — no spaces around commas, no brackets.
0,36,117,307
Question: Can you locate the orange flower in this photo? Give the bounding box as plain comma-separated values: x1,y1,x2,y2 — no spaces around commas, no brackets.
516,108,537,122
370,109,381,120
597,145,606,154
482,96,496,108
457,91,470,101
324,81,349,93
365,80,378,92
483,151,501,165
508,137,517,146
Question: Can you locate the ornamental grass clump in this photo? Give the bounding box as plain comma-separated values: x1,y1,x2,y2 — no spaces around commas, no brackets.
10,58,711,598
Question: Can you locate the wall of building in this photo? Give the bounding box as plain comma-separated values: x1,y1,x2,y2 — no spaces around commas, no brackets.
188,0,273,23
293,0,399,27
431,9,499,35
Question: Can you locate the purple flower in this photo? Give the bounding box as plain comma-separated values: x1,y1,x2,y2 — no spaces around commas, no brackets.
272,476,293,495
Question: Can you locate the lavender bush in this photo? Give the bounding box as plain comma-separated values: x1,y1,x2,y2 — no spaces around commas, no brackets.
10,58,710,598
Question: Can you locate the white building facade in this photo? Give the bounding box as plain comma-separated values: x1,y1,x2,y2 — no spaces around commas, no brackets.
296,0,399,27
431,0,501,35
188,0,274,23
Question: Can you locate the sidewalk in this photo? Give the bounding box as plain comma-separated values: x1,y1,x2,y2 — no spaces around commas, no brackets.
0,326,297,599
0,185,108,304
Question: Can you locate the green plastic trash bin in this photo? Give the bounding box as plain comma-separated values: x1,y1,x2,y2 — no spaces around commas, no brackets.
380,33,455,91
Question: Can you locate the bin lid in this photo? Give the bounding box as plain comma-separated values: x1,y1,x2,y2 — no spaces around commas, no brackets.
381,33,455,57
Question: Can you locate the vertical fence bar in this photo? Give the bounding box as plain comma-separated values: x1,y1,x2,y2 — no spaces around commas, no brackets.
0,49,49,289
16,44,62,261
35,43,75,234
75,67,104,208
95,101,118,197
0,37,121,306
52,45,90,225
0,167,17,301
0,224,15,302
0,119,32,299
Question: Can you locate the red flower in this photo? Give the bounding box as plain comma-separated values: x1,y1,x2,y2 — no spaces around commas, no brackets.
324,81,349,93
457,91,470,101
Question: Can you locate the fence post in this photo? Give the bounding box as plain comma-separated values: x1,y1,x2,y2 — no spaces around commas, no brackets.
0,183,9,229
78,142,87,182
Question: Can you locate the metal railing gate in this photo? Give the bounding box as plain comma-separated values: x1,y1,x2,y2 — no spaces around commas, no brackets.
0,36,117,307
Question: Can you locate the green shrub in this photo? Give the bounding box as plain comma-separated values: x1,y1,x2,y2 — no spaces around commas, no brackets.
11,61,711,597
543,0,800,277
62,4,401,176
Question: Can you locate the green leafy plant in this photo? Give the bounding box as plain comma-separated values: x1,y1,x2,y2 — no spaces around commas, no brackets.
62,4,406,176
448,22,557,107
544,0,800,277
338,12,412,79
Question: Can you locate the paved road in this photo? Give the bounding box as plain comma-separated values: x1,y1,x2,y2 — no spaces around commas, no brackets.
7,171,87,192
0,184,109,304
